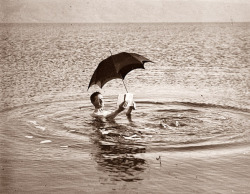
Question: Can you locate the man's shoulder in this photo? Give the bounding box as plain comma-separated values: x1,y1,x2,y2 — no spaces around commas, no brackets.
91,110,110,118
90,112,103,118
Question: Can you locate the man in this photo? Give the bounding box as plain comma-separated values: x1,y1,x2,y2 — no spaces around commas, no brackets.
90,92,136,120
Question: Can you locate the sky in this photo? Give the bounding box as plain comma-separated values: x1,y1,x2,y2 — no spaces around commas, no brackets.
0,0,250,23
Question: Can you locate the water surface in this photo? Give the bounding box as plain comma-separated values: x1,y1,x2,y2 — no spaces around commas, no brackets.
1,23,250,193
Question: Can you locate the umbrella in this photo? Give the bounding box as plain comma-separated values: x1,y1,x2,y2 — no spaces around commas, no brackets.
88,52,152,92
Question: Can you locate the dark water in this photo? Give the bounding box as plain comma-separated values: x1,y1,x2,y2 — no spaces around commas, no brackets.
1,23,250,193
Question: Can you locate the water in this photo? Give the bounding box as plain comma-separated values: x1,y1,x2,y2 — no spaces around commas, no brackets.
1,23,250,193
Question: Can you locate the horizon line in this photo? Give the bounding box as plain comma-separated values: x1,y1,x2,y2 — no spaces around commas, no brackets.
1,21,249,24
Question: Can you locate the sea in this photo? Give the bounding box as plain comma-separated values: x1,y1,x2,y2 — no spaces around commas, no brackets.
0,23,250,193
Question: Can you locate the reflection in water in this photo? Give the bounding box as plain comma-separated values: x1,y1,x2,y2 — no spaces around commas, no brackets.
91,119,147,182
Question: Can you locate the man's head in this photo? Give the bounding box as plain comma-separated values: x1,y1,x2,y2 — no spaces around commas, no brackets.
90,92,104,109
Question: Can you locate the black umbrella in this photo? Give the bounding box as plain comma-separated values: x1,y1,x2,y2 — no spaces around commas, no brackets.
88,52,152,92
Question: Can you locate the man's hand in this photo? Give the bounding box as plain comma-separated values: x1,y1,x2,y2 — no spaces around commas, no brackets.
130,101,136,110
118,101,128,111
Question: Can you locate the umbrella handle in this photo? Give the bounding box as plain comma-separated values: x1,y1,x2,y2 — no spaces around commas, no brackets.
122,79,129,93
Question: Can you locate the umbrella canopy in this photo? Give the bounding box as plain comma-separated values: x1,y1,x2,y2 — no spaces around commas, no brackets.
88,52,152,90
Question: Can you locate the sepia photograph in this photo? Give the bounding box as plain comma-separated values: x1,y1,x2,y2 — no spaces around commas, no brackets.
0,0,250,193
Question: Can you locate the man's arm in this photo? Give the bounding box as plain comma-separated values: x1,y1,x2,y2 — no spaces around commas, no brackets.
126,102,136,116
106,101,128,120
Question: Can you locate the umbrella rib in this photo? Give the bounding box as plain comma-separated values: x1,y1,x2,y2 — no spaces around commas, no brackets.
110,52,129,93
